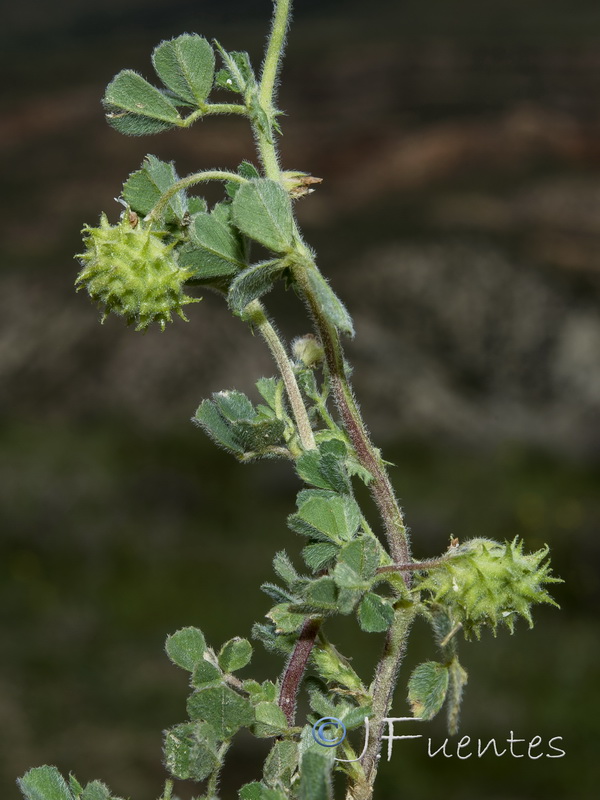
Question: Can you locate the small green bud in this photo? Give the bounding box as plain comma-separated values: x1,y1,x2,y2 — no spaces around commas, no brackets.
292,334,324,367
76,211,199,331
416,538,561,638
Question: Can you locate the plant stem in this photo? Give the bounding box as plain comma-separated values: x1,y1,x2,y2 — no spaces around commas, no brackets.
279,617,321,725
245,300,315,452
260,0,292,113
180,102,248,127
349,605,417,800
254,4,415,793
145,170,246,223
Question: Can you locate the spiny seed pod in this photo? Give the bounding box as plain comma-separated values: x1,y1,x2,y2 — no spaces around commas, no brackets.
415,538,561,638
76,211,199,331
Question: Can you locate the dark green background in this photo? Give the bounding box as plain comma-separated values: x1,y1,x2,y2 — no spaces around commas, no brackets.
1,1,599,798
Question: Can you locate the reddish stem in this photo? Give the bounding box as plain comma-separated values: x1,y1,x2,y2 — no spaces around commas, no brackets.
278,617,321,725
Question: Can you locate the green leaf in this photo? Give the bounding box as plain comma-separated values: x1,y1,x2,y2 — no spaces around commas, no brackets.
273,551,299,588
152,35,215,105
299,750,333,800
288,493,361,544
232,179,294,253
239,783,287,800
267,603,307,634
296,447,349,494
252,622,297,656
122,155,185,222
214,48,255,94
305,268,354,337
165,627,206,671
228,259,286,315
18,768,74,800
407,661,450,722
194,399,244,454
103,70,181,135
164,721,220,781
263,740,298,789
234,413,286,453
192,660,223,688
312,646,364,692
80,783,110,800
213,389,255,422
302,542,339,572
446,657,468,735
338,537,380,580
227,161,260,199
300,576,338,612
252,701,289,737
179,212,246,280
255,377,280,411
219,637,253,672
357,593,394,633
68,777,82,799
187,685,254,739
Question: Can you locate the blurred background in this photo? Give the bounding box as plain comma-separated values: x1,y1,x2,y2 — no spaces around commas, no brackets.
1,0,599,797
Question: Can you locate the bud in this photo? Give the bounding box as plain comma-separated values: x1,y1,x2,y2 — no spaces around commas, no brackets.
75,211,199,331
292,334,324,367
281,170,323,198
416,538,561,638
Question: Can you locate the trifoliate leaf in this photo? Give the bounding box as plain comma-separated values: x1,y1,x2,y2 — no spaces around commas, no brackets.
152,35,215,105
164,721,219,781
122,155,185,222
407,661,450,721
165,627,206,671
219,637,253,672
357,593,394,633
187,685,254,739
18,768,73,800
232,179,294,253
103,70,181,135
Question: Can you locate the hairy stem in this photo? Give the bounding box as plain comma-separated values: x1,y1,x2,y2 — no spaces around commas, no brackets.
349,606,417,800
278,617,321,725
145,170,246,223
260,0,292,113
246,300,316,452
253,3,414,793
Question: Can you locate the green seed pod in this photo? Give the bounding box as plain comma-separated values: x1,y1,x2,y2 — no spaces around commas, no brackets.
416,538,561,638
76,211,199,331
